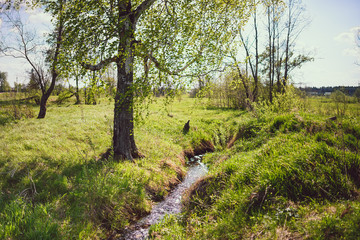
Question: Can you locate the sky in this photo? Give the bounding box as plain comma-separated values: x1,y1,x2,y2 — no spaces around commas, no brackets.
0,7,52,87
294,0,360,87
0,1,359,88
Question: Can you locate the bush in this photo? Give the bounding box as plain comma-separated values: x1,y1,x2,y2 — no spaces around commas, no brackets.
269,114,303,133
331,90,348,116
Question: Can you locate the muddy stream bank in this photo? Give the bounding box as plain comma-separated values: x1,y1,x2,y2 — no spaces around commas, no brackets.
119,155,208,240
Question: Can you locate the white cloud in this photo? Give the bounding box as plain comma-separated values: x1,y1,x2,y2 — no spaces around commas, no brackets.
334,26,360,45
334,27,360,58
28,11,52,26
20,8,52,38
342,47,359,57
0,18,2,28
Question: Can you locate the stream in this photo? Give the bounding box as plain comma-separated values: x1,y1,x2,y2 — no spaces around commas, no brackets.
120,155,208,240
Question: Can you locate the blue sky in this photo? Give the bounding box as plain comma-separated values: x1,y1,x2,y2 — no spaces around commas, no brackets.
0,1,359,88
294,0,360,87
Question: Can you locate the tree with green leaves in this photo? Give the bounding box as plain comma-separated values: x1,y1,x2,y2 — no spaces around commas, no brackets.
51,0,253,161
0,71,11,92
236,1,260,103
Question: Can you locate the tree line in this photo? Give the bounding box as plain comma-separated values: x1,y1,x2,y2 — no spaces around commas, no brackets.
302,86,360,97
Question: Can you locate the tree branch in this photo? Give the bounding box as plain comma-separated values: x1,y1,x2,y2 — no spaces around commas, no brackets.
81,56,119,71
148,52,199,76
134,0,156,21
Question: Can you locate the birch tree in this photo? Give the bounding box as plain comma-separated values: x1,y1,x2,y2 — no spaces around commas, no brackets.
54,0,253,161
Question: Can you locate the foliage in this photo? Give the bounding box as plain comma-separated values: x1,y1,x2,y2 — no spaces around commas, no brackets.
354,88,360,102
55,90,74,104
1,104,35,124
56,0,253,102
205,69,255,110
252,84,305,120
0,93,36,125
0,71,11,92
331,90,348,116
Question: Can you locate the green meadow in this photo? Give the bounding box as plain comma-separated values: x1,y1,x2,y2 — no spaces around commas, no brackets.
0,93,240,239
1,92,360,239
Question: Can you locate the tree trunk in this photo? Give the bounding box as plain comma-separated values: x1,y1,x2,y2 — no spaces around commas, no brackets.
37,93,49,118
268,7,273,104
252,11,259,102
37,0,64,118
283,7,291,89
75,92,80,105
113,59,140,161
75,77,80,104
113,16,140,161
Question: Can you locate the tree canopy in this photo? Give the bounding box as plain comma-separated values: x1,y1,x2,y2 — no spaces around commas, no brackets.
0,71,10,92
54,0,254,160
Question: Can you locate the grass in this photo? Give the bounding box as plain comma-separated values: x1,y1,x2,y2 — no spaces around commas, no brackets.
0,93,241,239
1,91,359,239
149,94,360,239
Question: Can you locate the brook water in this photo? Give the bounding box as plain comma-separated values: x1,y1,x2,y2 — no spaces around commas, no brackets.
120,155,208,240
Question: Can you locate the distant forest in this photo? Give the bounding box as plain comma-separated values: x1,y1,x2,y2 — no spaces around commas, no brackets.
301,86,360,96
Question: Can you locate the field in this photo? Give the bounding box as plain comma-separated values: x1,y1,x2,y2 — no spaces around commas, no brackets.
0,92,360,239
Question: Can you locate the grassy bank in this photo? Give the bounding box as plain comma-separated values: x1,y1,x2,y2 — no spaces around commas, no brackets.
151,96,360,239
0,94,241,239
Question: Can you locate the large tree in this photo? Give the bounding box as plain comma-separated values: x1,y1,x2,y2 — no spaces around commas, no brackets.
55,0,252,161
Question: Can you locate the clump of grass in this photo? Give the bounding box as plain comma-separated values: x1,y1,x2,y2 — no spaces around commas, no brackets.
0,198,60,240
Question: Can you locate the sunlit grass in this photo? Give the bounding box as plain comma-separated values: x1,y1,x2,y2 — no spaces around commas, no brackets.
0,95,242,239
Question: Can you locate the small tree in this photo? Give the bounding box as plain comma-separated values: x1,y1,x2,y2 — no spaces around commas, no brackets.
331,90,347,116
0,1,65,118
0,71,11,92
236,2,260,102
259,0,312,102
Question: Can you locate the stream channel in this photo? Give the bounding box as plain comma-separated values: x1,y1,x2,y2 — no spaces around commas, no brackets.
120,155,208,240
